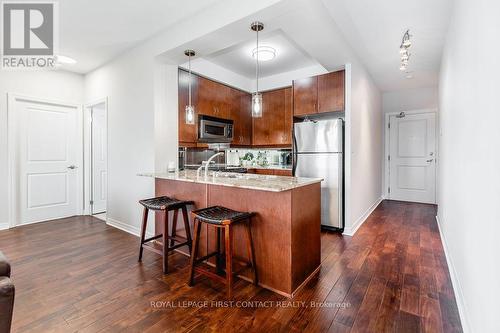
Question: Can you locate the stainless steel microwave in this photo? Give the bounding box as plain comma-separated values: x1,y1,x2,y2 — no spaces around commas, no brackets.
198,115,234,143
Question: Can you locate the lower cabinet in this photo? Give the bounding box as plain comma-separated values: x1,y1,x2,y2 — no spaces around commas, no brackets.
247,168,293,176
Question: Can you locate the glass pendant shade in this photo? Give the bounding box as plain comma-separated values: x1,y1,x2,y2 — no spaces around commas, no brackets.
252,93,263,118
184,49,196,125
185,105,195,124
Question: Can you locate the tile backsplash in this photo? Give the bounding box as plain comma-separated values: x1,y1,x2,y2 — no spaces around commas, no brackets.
226,148,292,167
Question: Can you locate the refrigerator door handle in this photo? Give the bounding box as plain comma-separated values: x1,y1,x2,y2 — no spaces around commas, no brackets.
292,132,298,176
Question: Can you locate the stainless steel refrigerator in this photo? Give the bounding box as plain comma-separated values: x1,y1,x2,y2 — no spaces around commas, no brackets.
293,118,344,231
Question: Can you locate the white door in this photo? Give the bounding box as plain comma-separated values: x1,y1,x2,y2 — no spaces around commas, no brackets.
389,113,436,204
91,104,107,214
17,99,80,224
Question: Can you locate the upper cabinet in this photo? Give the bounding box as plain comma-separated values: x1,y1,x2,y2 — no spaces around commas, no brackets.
253,87,292,146
197,76,230,119
292,76,317,116
317,70,345,113
178,68,252,146
293,69,345,116
233,91,252,146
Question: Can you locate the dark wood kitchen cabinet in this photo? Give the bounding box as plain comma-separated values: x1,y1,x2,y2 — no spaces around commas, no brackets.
293,76,317,116
232,91,252,146
293,69,345,116
318,70,345,113
178,69,250,145
197,76,230,119
252,87,292,147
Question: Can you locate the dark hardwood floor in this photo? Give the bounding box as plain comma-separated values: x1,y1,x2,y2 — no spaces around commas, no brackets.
0,200,462,332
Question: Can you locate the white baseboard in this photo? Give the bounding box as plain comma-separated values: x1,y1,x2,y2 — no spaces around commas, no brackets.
0,223,9,231
343,196,382,236
106,217,154,239
435,215,470,333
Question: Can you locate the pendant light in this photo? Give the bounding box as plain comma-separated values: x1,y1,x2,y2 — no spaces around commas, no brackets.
251,22,264,118
184,49,196,124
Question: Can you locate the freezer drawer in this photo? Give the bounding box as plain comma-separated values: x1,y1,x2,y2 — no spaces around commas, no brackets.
295,153,342,229
294,119,343,153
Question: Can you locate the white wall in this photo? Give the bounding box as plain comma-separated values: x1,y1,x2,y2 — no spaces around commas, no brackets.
438,0,500,332
383,86,438,114
344,63,383,235
0,70,84,229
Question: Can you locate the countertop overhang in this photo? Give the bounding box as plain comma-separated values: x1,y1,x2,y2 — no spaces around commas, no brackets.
139,169,322,192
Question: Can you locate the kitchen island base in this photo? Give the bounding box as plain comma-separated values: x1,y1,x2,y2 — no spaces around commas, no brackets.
155,178,321,297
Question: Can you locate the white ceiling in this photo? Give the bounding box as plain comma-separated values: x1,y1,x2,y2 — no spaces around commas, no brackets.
58,0,222,73
203,29,319,79
56,0,453,92
322,0,453,91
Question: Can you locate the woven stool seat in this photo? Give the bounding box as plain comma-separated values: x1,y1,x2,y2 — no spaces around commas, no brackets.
139,196,193,211
191,206,254,225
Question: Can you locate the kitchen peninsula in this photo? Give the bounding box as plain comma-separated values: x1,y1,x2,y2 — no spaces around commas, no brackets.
140,170,322,297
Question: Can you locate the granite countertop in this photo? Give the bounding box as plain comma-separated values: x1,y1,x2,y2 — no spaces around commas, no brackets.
138,169,322,192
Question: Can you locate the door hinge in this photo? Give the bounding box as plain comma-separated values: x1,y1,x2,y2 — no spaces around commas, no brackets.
388,155,390,161
388,122,390,129
388,187,391,194
90,200,94,205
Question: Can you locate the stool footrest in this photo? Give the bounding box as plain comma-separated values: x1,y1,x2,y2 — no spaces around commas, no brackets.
194,266,227,284
167,235,188,243
143,234,162,243
169,241,191,251
142,243,163,256
193,251,219,264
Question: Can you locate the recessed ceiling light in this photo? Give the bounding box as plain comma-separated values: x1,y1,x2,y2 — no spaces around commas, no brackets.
252,46,276,61
55,55,77,65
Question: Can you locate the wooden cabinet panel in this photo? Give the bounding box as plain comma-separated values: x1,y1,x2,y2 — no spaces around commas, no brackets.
274,169,292,176
252,87,292,146
197,76,231,119
292,70,345,116
178,69,198,143
318,70,345,113
293,76,318,116
283,87,292,145
247,168,292,176
232,92,252,146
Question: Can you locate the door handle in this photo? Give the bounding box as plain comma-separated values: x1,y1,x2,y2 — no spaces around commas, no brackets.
426,159,433,163
67,165,78,169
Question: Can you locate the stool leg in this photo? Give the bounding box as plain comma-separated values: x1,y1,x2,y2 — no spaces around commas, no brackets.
225,225,233,299
170,209,179,248
181,206,192,254
162,210,169,274
188,218,201,286
245,219,258,285
215,227,222,274
138,207,149,262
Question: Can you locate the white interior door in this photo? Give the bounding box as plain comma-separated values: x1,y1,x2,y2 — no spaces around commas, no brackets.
17,99,80,224
389,113,436,204
91,104,107,214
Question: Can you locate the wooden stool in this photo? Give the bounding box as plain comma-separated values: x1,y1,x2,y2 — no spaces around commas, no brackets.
187,206,257,299
138,196,194,273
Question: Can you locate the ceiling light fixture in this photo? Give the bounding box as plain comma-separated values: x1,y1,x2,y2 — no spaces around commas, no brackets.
55,55,77,65
399,29,412,71
251,21,264,118
252,46,276,61
184,49,196,125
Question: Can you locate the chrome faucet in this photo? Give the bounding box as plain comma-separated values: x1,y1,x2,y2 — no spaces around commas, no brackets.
201,152,224,178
